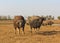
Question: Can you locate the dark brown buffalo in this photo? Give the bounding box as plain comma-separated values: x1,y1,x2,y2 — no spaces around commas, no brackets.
13,16,26,34
29,17,45,33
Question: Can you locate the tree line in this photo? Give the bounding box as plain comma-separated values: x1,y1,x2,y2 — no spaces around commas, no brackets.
0,15,60,20
0,15,12,20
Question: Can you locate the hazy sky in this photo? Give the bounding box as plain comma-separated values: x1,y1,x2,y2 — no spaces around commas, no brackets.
0,0,60,19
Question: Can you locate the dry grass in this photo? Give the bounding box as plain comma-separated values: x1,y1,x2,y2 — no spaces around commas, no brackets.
0,20,60,43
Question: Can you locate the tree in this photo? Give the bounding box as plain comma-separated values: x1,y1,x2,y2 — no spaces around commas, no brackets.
48,15,52,20
45,15,49,20
52,16,54,20
0,16,1,20
58,16,60,20
8,15,11,20
45,15,54,20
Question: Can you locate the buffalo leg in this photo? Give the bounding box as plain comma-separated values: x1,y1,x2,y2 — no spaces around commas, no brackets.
14,27,16,34
18,27,20,34
31,27,32,33
34,28,36,32
22,27,25,34
37,27,40,31
19,29,20,34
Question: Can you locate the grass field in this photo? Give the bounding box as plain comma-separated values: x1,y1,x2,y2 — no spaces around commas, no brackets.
0,20,60,43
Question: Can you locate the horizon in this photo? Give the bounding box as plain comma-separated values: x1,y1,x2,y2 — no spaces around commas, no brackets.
0,15,58,20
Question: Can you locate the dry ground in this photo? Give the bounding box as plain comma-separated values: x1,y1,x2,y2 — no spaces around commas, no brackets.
0,20,60,43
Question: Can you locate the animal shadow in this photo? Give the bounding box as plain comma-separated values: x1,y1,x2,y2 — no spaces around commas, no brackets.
36,31,60,35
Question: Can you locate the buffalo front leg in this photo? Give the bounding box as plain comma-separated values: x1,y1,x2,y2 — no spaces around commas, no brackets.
18,27,20,34
18,28,20,34
14,27,17,34
37,27,40,31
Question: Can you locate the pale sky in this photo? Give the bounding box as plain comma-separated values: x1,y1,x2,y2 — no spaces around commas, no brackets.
0,0,60,19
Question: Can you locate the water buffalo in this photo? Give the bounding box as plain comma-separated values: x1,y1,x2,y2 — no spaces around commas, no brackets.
48,20,54,26
42,20,54,26
29,17,45,33
26,16,40,25
13,16,26,34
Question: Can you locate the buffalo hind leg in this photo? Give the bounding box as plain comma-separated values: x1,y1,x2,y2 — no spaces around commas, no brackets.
37,27,40,31
31,27,32,33
22,27,25,34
